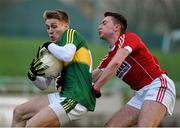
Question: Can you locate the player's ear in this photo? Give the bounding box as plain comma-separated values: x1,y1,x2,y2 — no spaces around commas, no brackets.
64,22,69,29
114,24,121,32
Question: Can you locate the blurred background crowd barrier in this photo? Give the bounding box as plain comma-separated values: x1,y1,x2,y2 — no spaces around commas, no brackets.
0,0,180,126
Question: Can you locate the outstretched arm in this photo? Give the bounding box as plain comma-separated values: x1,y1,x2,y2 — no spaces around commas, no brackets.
93,48,130,91
92,68,103,83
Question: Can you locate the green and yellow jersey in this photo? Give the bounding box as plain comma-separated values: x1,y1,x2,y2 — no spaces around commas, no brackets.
58,28,96,111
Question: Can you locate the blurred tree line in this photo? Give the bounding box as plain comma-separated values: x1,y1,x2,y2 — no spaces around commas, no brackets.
1,0,180,33
61,0,180,34
0,0,180,46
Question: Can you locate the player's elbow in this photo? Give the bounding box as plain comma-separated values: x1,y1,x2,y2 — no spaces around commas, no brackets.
33,82,48,91
37,85,48,91
63,53,74,62
62,44,76,62
36,84,48,91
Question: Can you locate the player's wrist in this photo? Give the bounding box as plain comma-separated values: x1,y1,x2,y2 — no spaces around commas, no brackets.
27,72,36,81
93,84,100,92
92,84,101,98
43,42,52,50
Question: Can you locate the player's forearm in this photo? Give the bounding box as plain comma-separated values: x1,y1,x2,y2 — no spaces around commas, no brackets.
94,62,120,90
92,69,103,83
94,48,129,90
48,43,76,62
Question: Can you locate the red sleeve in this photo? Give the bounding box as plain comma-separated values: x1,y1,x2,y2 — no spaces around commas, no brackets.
120,32,142,52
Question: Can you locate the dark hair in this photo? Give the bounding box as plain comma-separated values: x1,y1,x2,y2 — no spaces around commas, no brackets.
43,9,69,23
104,12,127,32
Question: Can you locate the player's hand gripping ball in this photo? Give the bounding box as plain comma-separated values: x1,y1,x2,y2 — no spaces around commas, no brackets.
28,46,45,81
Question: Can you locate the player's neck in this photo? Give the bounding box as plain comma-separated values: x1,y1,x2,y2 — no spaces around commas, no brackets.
107,33,119,48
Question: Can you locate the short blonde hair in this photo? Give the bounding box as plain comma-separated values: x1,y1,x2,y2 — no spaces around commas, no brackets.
43,9,69,23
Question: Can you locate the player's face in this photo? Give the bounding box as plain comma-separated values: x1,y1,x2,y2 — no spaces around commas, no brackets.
45,19,68,43
98,16,116,40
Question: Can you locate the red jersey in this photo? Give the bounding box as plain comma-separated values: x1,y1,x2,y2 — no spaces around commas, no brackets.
98,32,166,90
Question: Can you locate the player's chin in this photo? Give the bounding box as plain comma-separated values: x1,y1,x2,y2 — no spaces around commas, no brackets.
99,34,103,39
50,38,58,43
99,35,105,40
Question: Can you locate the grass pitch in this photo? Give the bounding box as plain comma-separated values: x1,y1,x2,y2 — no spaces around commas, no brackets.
0,36,179,81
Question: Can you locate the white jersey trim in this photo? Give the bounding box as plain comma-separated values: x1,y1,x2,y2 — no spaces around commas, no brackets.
124,46,133,53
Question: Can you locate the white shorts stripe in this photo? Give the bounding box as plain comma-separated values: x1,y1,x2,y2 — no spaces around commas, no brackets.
156,77,167,103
